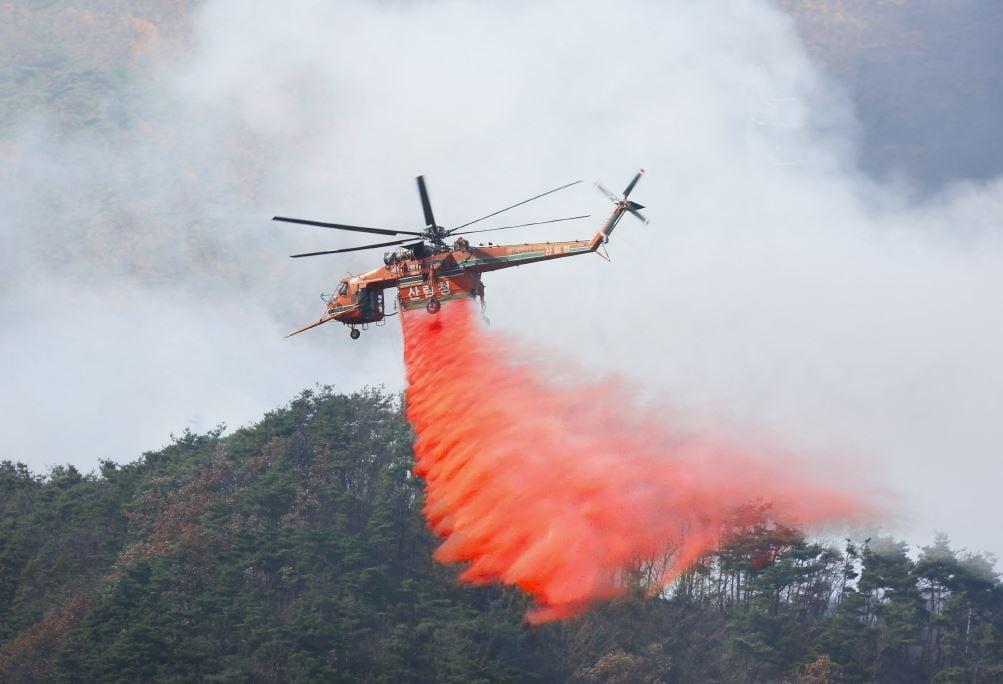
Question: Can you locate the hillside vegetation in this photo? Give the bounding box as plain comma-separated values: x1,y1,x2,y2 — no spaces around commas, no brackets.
1,388,1002,682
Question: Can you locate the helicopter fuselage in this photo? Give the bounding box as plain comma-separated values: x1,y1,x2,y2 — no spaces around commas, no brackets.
285,234,607,338
281,170,645,339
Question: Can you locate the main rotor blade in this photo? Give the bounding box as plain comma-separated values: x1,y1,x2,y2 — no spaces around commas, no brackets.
289,238,417,258
273,216,423,237
416,176,437,231
447,179,582,234
451,214,590,236
623,169,644,197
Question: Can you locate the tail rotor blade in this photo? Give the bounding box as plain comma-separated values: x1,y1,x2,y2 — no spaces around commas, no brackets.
595,182,619,203
627,208,649,224
623,169,644,197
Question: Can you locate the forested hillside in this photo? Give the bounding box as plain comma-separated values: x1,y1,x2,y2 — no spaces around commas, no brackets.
1,388,1001,682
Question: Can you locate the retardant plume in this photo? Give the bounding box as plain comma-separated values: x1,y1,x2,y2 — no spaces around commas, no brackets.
403,300,872,624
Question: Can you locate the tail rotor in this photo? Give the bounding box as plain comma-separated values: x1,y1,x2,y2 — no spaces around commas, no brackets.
591,168,649,247
595,169,648,224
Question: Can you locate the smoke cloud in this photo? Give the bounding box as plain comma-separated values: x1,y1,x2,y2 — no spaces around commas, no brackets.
2,0,1002,557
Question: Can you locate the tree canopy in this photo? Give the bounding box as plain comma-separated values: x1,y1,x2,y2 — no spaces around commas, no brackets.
1,387,1001,682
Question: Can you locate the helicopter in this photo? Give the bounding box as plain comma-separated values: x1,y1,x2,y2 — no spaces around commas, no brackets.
275,170,647,339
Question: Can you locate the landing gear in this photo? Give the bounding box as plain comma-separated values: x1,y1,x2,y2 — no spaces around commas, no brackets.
350,328,361,339
481,315,491,326
426,298,441,314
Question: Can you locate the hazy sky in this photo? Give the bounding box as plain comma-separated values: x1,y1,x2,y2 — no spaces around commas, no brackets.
2,0,1002,558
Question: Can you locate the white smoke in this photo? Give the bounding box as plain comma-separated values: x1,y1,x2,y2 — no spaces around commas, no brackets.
2,0,1001,556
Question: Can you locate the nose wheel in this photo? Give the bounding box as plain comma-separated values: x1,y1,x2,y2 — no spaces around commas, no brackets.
350,328,361,340
426,298,441,314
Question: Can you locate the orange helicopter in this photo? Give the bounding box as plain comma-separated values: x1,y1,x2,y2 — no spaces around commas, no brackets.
276,171,647,339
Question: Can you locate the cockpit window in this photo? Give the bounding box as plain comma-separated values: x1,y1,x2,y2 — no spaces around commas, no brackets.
337,282,349,296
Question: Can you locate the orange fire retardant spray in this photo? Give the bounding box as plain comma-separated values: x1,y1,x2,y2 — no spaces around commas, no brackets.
402,299,868,624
